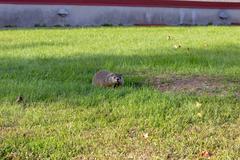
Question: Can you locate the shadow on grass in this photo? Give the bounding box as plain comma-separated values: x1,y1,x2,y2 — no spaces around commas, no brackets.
0,43,240,104
0,41,69,51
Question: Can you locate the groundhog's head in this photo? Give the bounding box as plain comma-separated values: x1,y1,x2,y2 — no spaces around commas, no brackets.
109,73,124,87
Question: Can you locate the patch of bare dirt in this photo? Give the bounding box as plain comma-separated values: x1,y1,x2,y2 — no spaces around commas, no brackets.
151,75,239,96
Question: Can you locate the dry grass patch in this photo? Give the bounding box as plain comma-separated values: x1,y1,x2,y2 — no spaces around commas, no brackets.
152,75,240,96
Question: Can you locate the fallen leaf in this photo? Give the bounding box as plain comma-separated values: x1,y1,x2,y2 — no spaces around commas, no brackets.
16,96,24,103
174,44,181,49
127,153,134,159
143,133,149,139
196,102,202,108
197,112,203,118
200,151,213,159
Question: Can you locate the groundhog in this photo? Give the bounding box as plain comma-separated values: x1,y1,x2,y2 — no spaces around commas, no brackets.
92,70,124,88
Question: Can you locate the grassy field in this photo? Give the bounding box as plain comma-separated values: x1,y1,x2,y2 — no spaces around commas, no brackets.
0,27,240,159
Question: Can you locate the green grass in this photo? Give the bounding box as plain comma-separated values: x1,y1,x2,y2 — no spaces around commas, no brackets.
0,27,240,159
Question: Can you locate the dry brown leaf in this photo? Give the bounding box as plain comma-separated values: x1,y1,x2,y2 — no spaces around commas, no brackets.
16,96,24,103
200,151,213,159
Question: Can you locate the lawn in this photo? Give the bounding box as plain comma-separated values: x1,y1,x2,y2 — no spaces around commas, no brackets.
0,27,240,159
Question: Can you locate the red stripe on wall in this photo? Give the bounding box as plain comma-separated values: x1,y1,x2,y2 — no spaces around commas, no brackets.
0,0,240,9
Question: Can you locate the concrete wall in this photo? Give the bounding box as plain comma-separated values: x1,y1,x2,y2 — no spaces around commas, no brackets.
0,4,239,27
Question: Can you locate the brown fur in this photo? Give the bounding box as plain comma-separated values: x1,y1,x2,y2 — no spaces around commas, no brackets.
92,70,124,88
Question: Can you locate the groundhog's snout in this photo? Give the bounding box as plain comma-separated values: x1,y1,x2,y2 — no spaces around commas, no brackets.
117,78,120,82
